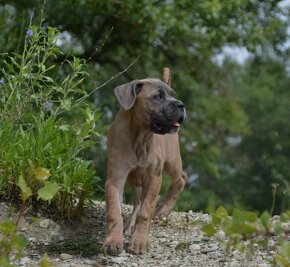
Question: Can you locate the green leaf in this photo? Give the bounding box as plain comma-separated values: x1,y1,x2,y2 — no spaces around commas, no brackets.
280,212,289,222
17,176,32,201
211,214,221,225
0,220,15,234
34,167,51,181
11,234,29,250
224,224,242,235
0,257,10,267
37,181,60,201
59,124,71,131
43,76,54,83
60,98,72,110
260,211,271,230
39,253,55,267
240,223,256,236
202,224,217,236
243,211,258,222
215,206,228,221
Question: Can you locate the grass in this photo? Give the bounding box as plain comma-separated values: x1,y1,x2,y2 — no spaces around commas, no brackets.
0,25,101,219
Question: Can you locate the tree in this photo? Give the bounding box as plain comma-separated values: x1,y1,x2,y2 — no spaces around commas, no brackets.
0,0,289,212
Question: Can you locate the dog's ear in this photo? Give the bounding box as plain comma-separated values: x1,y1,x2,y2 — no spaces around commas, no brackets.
114,80,143,110
162,67,171,87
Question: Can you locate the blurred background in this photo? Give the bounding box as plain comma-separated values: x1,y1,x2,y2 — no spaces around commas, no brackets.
1,0,290,214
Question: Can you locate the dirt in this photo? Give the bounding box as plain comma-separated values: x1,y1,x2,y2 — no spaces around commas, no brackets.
0,201,286,267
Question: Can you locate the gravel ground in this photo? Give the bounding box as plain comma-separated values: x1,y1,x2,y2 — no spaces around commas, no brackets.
0,201,287,267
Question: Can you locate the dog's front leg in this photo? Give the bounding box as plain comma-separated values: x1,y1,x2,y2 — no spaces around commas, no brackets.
128,175,162,254
104,167,128,256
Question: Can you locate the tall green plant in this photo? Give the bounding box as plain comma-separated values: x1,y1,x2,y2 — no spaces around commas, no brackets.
0,26,101,218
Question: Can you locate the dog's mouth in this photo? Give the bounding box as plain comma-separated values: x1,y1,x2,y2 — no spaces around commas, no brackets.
151,115,184,135
170,117,183,129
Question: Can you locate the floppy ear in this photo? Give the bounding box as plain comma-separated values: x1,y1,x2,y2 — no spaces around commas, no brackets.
114,80,143,110
162,67,171,87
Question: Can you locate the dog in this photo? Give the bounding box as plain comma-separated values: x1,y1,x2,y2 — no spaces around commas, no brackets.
104,69,187,255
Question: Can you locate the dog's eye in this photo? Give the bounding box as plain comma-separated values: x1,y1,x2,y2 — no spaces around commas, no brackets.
153,94,162,101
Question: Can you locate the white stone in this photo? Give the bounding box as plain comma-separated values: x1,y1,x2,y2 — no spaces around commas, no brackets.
216,230,227,240
29,237,36,243
59,253,74,260
189,243,201,251
110,256,128,265
39,219,51,228
19,257,31,266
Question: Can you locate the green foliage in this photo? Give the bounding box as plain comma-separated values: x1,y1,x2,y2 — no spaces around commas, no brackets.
275,240,290,267
0,25,100,218
219,58,290,212
39,254,55,267
1,0,290,214
202,206,290,266
0,25,99,266
0,220,28,267
0,171,59,266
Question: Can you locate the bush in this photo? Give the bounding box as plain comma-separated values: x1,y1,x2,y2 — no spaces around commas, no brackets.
202,206,290,266
0,25,101,218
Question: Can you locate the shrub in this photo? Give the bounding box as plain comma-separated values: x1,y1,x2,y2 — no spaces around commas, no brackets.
0,25,101,218
202,206,290,266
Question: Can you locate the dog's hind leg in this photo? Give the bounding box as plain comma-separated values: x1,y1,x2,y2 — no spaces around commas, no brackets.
154,164,187,218
124,186,142,235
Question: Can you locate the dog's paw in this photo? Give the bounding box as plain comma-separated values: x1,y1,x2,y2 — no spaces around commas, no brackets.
128,234,149,255
104,236,123,256
153,202,172,218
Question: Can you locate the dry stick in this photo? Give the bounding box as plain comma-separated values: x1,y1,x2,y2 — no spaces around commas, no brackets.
162,67,172,87
14,201,28,232
72,56,140,109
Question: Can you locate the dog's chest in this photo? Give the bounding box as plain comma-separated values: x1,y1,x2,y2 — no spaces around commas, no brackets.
133,135,165,168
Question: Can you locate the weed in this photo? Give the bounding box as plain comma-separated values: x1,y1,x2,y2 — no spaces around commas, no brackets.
0,25,101,218
202,206,290,266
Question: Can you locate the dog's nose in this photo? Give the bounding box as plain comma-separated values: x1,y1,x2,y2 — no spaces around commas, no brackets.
174,100,185,109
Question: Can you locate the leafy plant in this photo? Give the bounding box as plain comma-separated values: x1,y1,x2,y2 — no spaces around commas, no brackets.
0,25,101,218
0,220,28,267
202,206,290,266
0,173,59,267
274,240,290,267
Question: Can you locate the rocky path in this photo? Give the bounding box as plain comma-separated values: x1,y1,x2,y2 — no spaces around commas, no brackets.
0,202,283,267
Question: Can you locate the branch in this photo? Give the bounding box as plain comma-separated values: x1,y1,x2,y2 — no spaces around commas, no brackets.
73,55,140,108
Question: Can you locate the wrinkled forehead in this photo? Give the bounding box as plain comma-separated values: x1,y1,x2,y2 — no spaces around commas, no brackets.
139,78,176,97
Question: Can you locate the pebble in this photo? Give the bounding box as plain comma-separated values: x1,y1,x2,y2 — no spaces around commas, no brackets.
59,253,74,260
200,245,218,254
39,218,51,228
29,237,36,243
110,256,128,265
20,226,27,232
19,257,31,266
52,233,65,242
84,259,99,265
58,264,71,267
216,230,226,240
189,243,201,251
0,201,285,267
281,222,290,232
192,237,202,243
